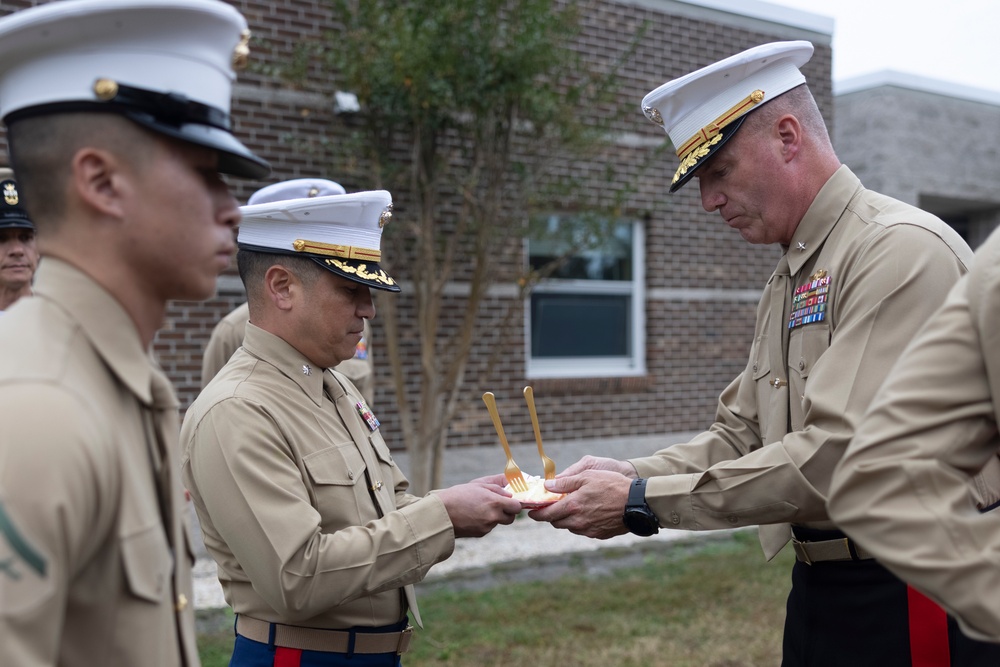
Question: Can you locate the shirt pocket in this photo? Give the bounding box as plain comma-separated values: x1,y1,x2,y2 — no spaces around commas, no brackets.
751,333,771,381
369,430,396,468
788,325,829,380
302,443,373,526
750,333,772,437
303,443,366,485
787,324,830,430
120,524,173,604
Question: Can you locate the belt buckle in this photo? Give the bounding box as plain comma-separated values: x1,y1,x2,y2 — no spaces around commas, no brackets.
791,539,812,565
396,625,414,655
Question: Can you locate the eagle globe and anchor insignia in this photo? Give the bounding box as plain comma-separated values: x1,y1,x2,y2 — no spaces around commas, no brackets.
3,181,18,206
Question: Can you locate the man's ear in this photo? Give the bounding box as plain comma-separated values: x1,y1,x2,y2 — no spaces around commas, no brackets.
776,114,802,162
264,264,300,312
69,147,128,218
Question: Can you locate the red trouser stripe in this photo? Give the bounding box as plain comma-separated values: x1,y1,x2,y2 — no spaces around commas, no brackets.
908,585,950,666
274,647,302,667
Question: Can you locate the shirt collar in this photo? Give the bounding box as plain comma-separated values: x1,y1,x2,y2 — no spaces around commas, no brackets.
241,322,325,406
785,165,862,277
31,258,164,407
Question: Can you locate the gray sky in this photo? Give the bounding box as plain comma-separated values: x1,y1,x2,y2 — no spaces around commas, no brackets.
766,0,1000,93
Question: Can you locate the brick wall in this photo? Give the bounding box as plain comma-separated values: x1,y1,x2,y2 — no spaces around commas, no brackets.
0,0,833,452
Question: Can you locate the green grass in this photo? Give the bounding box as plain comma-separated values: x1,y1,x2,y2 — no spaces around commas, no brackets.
195,605,236,666
198,530,793,667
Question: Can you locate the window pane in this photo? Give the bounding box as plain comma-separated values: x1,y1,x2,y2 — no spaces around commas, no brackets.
531,293,631,358
528,216,633,281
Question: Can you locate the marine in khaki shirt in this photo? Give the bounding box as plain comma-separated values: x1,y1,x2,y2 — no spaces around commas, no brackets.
0,168,37,312
0,261,201,666
200,300,375,402
200,178,377,401
830,224,1000,643
532,41,1000,665
0,1,269,665
182,184,520,664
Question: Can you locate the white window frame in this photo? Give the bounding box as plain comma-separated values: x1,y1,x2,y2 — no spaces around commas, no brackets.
524,218,646,379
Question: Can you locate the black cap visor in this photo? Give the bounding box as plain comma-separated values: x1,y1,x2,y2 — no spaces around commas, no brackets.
123,109,270,180
5,82,271,180
311,256,401,293
669,115,747,194
238,243,401,293
0,218,33,231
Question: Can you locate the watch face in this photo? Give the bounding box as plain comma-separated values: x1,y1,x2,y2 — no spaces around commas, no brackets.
623,478,659,536
623,508,659,537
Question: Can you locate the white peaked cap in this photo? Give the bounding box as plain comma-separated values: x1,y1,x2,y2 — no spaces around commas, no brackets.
248,178,348,206
641,41,814,193
0,0,269,179
239,189,400,292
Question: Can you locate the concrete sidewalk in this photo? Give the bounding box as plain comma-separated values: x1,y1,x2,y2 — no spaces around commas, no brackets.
191,432,705,609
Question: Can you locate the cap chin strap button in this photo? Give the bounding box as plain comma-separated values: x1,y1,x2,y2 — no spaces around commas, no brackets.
91,79,232,131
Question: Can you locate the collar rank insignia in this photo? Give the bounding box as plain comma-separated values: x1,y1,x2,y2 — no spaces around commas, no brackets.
357,400,380,432
789,269,831,330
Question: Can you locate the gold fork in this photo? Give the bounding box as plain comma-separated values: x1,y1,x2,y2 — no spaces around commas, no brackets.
482,392,529,493
523,386,556,480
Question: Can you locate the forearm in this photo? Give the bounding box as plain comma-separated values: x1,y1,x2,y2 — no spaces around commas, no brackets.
631,375,763,478
644,428,837,531
250,496,453,619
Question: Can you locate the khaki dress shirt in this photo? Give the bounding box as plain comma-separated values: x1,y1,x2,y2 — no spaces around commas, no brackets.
0,259,199,667
182,324,454,629
630,166,975,559
200,301,375,402
829,225,1000,642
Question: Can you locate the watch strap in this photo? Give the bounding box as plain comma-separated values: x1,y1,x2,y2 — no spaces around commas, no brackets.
627,477,648,508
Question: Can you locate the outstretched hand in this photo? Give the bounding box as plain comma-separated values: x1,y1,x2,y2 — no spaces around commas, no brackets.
467,473,510,488
556,455,638,479
434,481,522,538
527,469,633,539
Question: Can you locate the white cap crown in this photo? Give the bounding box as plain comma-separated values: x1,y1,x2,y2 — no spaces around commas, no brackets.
239,188,399,292
641,41,814,192
248,178,347,206
0,0,269,178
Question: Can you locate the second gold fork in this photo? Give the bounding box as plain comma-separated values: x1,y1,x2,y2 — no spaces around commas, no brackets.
523,386,556,480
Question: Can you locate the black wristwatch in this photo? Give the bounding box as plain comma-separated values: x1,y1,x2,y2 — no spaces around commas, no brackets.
622,478,659,536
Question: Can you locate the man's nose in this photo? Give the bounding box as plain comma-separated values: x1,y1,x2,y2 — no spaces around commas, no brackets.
358,289,375,319
699,185,724,213
215,186,241,230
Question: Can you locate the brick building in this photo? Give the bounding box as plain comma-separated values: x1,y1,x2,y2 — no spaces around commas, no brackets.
0,0,835,451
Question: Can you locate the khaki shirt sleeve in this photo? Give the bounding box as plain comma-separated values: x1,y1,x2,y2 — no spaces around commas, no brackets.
200,317,242,389
185,397,453,623
0,388,115,666
632,225,966,531
830,247,1000,641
